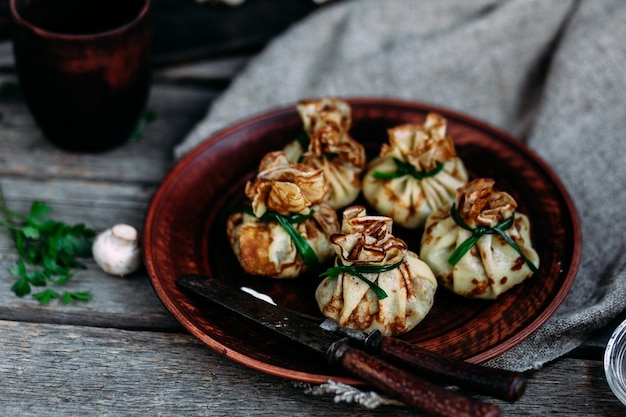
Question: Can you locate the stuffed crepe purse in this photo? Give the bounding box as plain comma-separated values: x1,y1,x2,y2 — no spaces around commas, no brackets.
362,113,468,228
315,206,437,337
283,97,366,209
226,151,340,279
419,178,540,299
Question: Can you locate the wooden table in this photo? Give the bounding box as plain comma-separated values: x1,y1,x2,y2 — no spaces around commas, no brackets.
0,3,625,416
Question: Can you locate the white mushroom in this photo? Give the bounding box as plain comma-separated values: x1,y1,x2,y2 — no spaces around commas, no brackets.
92,224,141,276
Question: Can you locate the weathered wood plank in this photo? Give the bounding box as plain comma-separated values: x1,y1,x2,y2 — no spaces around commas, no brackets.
0,177,152,231
0,265,181,331
0,80,216,183
0,178,180,331
0,64,220,332
0,320,622,417
154,55,249,83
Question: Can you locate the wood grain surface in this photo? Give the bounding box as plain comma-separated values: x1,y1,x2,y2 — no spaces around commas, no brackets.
0,320,621,417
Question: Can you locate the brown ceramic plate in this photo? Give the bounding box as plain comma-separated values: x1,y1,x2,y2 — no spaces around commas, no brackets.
143,98,581,384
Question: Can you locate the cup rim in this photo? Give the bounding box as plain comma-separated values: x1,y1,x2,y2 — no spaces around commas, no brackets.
9,0,150,40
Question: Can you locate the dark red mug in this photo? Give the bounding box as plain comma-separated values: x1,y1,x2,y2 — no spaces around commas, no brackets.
10,0,152,152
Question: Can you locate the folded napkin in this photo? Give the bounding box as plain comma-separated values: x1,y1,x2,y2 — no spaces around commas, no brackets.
176,0,626,372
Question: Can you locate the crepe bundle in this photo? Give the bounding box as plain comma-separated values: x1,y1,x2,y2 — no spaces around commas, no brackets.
283,97,366,209
315,206,437,336
227,151,340,279
420,178,540,299
362,113,468,229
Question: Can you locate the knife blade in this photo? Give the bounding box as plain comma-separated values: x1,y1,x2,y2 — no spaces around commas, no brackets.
319,319,526,402
177,274,501,417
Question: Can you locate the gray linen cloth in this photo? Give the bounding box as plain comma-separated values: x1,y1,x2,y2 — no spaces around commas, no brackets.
176,0,626,372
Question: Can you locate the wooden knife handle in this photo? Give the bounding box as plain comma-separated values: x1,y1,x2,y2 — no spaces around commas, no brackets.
364,331,526,401
327,339,501,417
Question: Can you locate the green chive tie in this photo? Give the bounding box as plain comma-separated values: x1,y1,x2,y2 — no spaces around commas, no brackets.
238,205,320,273
373,158,444,180
447,204,538,273
320,258,405,300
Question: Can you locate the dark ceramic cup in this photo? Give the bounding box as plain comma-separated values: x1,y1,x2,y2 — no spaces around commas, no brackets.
10,0,152,152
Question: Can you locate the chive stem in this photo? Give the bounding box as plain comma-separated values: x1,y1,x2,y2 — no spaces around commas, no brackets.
373,159,444,180
320,258,404,300
236,205,321,272
447,204,538,272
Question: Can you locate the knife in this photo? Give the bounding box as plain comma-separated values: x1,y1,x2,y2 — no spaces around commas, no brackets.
180,274,526,401
176,274,501,417
319,319,526,402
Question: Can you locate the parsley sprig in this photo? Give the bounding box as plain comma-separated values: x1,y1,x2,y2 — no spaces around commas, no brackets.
0,183,95,304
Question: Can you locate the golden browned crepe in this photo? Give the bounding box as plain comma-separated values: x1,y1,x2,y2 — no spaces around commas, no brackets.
283,97,365,209
362,113,468,228
420,178,540,299
227,151,339,278
315,206,437,336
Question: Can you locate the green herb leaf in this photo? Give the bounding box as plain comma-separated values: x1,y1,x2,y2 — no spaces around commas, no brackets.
130,110,157,141
320,258,402,300
11,277,31,298
33,289,60,305
21,226,40,239
0,182,95,305
26,269,47,287
373,158,444,180
273,214,320,273
236,205,320,272
29,201,51,221
66,291,92,301
60,291,92,304
447,203,538,272
8,260,26,278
